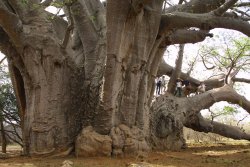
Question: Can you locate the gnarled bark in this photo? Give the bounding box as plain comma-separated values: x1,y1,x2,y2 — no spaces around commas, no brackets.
185,113,250,141
0,0,249,157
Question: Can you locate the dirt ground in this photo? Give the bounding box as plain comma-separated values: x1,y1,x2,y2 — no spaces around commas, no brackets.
0,142,249,167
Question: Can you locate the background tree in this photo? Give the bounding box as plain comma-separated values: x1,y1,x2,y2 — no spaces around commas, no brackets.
0,65,22,153
0,0,249,156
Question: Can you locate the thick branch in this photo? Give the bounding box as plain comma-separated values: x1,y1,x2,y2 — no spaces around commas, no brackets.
158,59,228,90
161,29,213,46
186,85,250,114
213,0,238,16
160,12,250,37
185,113,250,141
165,0,225,14
158,60,200,86
167,44,184,93
0,2,23,49
233,77,250,84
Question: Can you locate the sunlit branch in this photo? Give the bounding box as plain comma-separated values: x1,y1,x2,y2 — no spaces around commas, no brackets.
0,56,6,64
186,85,250,114
161,29,213,46
185,113,250,141
213,0,238,16
235,2,250,7
160,12,250,37
233,78,250,84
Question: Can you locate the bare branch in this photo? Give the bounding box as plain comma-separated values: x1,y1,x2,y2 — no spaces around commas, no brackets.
4,131,23,147
160,12,250,37
186,53,199,76
0,56,6,64
185,113,250,141
235,2,250,7
158,59,201,86
165,0,225,14
161,29,213,46
233,77,250,84
237,115,249,127
186,85,250,115
201,55,216,70
230,10,250,21
213,0,238,16
60,5,74,49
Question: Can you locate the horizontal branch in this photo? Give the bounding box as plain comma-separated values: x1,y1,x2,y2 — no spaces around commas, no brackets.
161,29,213,46
165,0,225,14
233,77,250,84
160,12,250,37
158,59,202,86
235,2,250,7
186,85,250,115
185,113,250,141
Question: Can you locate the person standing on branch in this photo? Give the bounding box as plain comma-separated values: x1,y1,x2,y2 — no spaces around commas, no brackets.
174,78,183,97
156,77,162,95
161,76,166,93
197,82,206,94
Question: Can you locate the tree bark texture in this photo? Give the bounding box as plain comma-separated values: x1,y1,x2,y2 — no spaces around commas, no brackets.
0,120,7,153
0,0,249,157
104,0,164,132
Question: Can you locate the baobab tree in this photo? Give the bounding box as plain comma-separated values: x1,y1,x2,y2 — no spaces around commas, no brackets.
0,0,249,156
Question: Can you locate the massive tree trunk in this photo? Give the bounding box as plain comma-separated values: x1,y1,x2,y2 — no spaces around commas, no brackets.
150,85,250,150
0,0,249,157
8,38,85,155
103,0,164,138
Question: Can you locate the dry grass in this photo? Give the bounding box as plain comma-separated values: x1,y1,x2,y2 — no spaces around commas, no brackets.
0,141,249,167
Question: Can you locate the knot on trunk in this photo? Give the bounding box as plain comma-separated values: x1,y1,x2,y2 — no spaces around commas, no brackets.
149,95,186,150
155,111,182,138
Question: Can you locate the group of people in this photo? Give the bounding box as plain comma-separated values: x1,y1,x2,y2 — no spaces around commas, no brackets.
174,78,206,97
155,76,206,97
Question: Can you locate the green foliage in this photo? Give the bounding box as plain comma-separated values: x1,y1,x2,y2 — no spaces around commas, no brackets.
0,65,21,145
0,84,18,120
200,36,250,72
21,0,28,5
222,106,238,115
51,0,76,8
51,1,65,8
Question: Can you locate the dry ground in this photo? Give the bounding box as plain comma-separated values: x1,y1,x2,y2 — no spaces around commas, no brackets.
0,141,249,167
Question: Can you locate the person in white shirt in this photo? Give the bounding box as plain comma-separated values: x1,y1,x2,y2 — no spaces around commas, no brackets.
161,76,166,93
197,82,206,94
174,78,183,97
